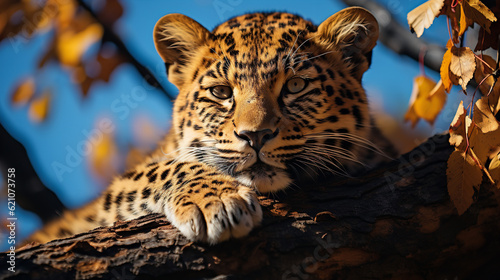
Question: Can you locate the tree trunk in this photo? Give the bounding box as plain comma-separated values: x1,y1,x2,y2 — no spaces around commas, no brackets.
2,134,500,280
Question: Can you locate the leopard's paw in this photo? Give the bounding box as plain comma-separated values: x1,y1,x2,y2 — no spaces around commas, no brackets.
164,185,262,244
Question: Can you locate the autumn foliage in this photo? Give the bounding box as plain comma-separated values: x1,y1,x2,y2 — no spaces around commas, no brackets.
5,0,126,107
2,0,141,183
407,0,500,214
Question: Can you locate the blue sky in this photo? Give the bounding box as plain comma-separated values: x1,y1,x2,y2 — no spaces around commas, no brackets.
0,0,465,247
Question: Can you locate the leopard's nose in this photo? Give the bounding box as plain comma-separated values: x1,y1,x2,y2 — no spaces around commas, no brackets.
235,129,279,151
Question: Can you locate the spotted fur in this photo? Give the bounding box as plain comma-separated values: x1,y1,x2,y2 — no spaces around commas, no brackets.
29,7,394,244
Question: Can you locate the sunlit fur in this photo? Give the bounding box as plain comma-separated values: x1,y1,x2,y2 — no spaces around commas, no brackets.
153,11,388,192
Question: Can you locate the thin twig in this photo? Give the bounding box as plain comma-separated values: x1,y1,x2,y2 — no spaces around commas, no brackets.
470,147,495,184
76,0,176,101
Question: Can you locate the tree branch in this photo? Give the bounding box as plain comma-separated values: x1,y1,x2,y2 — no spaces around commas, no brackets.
76,0,176,101
4,135,500,279
0,122,66,222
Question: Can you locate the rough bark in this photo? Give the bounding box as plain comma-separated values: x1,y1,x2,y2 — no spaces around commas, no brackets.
2,134,500,280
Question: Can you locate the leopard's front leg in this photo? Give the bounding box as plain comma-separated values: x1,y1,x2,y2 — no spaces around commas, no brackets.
108,159,262,244
28,159,262,244
158,161,263,243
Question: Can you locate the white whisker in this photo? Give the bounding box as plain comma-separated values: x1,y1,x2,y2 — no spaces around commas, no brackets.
283,30,304,68
293,51,334,66
305,132,388,158
290,35,315,60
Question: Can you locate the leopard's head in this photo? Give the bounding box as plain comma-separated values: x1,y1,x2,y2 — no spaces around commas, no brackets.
154,7,379,192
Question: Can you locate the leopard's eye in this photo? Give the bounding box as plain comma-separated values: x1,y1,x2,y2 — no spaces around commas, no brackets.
209,86,233,99
286,77,307,93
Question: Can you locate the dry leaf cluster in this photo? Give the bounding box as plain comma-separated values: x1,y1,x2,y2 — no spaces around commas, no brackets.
407,0,500,214
2,0,133,182
4,0,126,122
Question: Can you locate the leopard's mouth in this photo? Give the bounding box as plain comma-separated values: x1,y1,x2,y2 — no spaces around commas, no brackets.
245,156,285,176
234,158,291,193
249,159,271,173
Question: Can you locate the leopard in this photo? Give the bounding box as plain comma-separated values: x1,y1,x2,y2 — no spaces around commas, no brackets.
28,7,395,245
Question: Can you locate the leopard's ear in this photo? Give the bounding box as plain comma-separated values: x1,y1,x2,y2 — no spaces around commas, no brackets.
315,7,379,80
154,14,210,87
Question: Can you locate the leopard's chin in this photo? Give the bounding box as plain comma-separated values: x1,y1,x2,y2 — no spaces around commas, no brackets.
235,162,292,193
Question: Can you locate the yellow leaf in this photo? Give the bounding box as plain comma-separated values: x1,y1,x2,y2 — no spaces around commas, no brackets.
489,151,500,189
404,105,420,128
446,149,482,215
28,92,50,122
462,0,497,33
407,0,445,37
467,114,500,164
458,4,474,37
11,77,35,106
440,43,453,92
474,55,500,100
474,96,499,133
467,114,500,165
56,22,103,66
449,46,476,90
405,75,447,127
449,101,471,149
428,78,445,97
89,129,118,183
